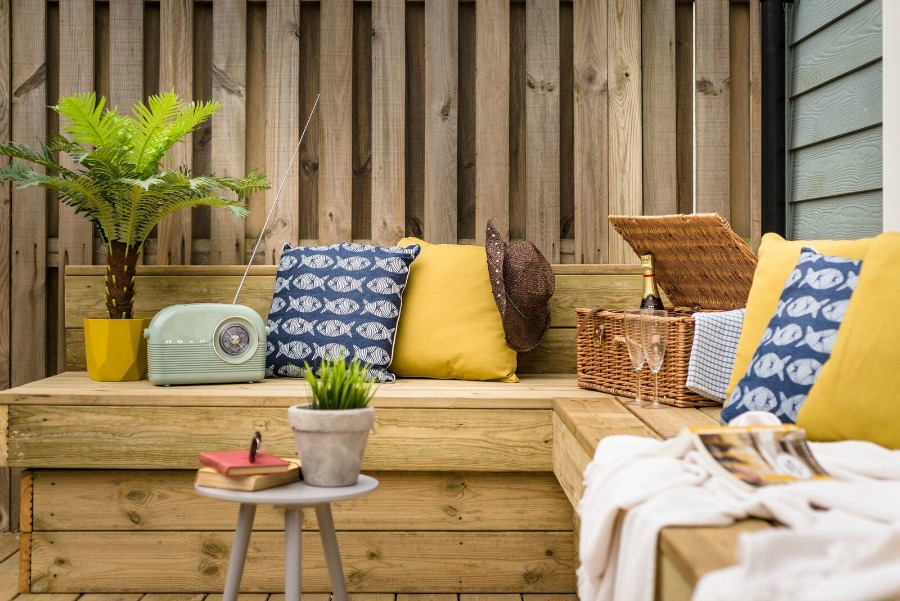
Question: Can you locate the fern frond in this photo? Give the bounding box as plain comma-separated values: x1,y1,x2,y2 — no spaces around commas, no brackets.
53,93,126,148
0,142,75,177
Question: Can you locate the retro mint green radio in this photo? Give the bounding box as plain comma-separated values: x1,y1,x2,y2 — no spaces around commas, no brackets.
145,304,269,386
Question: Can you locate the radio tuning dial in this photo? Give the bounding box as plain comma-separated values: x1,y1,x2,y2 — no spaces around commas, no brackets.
219,323,251,356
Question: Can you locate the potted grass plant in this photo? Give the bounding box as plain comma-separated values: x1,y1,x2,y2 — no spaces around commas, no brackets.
0,92,269,381
288,359,377,487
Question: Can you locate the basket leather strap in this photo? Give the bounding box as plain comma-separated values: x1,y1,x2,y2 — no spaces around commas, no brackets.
576,308,604,343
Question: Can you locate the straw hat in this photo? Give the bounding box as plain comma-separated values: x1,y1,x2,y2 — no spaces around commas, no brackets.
485,221,555,353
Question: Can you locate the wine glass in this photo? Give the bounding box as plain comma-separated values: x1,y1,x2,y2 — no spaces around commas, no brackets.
622,310,646,406
641,309,669,409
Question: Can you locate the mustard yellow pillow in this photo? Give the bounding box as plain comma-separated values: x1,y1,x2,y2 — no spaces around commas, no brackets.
391,238,518,382
726,233,871,400
797,232,900,448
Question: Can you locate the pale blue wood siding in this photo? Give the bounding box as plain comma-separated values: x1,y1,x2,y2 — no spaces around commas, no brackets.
788,0,883,239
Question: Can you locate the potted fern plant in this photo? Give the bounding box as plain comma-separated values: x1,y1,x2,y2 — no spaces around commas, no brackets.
0,92,269,381
288,359,377,487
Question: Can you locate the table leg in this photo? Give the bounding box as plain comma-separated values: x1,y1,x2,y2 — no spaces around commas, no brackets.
223,503,257,601
315,504,348,601
285,507,303,601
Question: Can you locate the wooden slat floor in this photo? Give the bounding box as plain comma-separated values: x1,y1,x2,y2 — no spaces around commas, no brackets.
0,534,576,601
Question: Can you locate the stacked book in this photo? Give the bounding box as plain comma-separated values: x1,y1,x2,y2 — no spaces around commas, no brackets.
196,449,301,492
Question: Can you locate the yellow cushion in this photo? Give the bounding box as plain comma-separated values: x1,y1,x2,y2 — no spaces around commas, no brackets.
391,238,518,382
797,232,900,448
726,233,871,400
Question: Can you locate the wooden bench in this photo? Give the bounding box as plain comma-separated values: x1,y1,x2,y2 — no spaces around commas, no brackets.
1,263,646,595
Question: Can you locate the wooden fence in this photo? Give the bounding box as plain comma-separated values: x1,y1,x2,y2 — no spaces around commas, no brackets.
0,0,761,530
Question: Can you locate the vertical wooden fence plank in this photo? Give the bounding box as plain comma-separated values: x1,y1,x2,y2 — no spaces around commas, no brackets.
157,0,193,265
573,0,608,263
559,4,574,247
351,4,372,241
457,5,476,241
642,0,677,216
729,2,750,239
675,0,693,214
424,0,458,243
749,0,762,250
0,0,11,392
265,0,300,260
509,4,526,241
475,0,510,243
57,0,94,373
299,4,320,242
372,0,406,246
10,0,47,386
211,0,247,264
525,0,560,262
0,0,11,532
320,0,354,244
245,3,266,246
109,0,143,113
695,0,730,217
192,4,214,248
405,5,425,238
607,0,642,263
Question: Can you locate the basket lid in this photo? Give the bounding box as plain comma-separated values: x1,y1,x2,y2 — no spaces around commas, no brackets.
608,213,757,310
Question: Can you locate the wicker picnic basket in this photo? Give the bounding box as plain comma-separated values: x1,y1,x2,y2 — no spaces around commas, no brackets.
575,214,758,407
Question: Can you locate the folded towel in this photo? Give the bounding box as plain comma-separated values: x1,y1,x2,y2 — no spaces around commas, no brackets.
686,309,745,402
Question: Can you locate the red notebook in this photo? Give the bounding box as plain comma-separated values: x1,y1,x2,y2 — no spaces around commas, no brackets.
198,450,293,476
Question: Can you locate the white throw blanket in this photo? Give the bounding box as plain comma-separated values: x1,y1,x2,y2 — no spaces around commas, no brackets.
577,413,900,601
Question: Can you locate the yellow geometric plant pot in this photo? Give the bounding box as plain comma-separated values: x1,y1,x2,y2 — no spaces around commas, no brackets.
84,318,152,382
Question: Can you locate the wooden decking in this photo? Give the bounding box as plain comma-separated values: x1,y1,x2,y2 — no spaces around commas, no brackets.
0,533,575,601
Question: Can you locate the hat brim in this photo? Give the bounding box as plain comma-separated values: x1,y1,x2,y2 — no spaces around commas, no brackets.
501,305,552,353
485,222,507,315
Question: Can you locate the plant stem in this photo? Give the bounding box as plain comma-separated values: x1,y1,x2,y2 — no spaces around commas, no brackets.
105,240,141,319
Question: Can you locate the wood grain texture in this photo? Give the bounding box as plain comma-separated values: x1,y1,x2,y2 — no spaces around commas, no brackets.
791,0,870,44
456,5,476,240
424,0,458,243
397,595,456,601
729,3,750,239
8,406,553,471
749,0,762,250
0,404,7,530
695,0,730,217
559,5,574,251
157,0,193,265
790,60,882,149
790,0,881,96
320,0,354,243
18,532,29,594
551,413,591,507
405,5,425,238
17,469,30,533
790,127,882,202
0,549,19,601
659,521,771,587
509,3,526,242
791,192,883,240
29,531,575,593
526,0,560,262
641,0,677,216
108,0,143,111
624,403,718,440
78,594,145,601
371,0,406,246
264,0,300,263
210,0,247,264
32,470,570,532
0,0,10,392
244,3,268,243
475,0,510,243
11,0,47,386
606,0,641,263
553,397,660,456
352,4,373,241
675,1,694,214
0,534,17,562
297,5,320,240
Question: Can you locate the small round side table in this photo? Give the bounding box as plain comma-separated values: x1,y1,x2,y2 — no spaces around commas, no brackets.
195,475,379,601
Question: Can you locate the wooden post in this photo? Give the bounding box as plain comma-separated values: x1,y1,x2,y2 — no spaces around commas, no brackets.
320,0,354,244
526,0,561,262
675,0,694,214
212,0,248,265
695,0,731,218
11,0,47,386
607,0,642,263
475,0,510,244
0,0,11,393
265,0,300,261
424,0,459,244
749,0,763,250
642,0,677,216
109,0,143,113
372,0,406,246
57,0,94,375
157,0,194,265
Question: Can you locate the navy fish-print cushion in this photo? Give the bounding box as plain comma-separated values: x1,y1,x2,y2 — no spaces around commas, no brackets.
266,242,420,383
721,248,862,424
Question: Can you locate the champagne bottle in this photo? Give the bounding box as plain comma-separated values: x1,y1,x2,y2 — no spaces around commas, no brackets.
639,253,664,310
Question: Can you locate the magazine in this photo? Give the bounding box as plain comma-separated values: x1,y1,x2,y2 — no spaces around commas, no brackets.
689,424,830,488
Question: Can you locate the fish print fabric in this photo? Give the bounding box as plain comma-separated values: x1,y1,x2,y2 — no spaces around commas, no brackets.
721,248,862,424
266,242,420,382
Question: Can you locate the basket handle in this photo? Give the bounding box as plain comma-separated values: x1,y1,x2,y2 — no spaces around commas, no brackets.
576,309,605,347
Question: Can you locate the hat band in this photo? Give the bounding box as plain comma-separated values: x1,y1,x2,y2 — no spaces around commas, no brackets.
504,290,541,321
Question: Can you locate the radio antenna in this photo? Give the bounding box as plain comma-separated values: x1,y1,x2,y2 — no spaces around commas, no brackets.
234,94,320,304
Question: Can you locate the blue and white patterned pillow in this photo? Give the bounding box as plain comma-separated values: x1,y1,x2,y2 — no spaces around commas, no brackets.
721,247,862,424
266,242,420,383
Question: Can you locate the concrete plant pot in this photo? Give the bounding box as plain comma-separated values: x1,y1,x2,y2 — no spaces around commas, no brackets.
287,405,375,487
